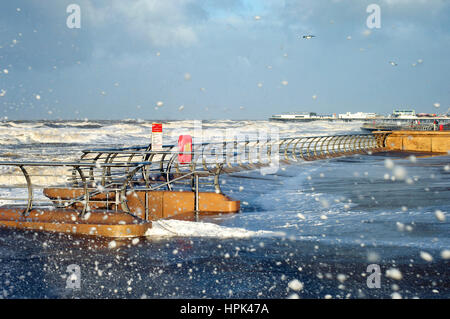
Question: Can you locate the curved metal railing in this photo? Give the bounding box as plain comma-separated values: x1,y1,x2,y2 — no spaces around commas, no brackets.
0,132,389,219
75,132,388,187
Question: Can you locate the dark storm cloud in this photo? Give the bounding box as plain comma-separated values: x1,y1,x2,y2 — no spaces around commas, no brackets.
0,0,449,120
2,0,449,71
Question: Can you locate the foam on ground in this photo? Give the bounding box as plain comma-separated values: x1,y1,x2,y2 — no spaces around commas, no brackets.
145,219,280,238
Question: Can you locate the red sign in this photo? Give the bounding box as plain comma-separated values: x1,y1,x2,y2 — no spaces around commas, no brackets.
152,123,163,132
178,135,192,164
152,123,163,151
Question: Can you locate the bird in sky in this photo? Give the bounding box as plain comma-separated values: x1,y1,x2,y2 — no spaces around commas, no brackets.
389,61,398,66
302,35,316,39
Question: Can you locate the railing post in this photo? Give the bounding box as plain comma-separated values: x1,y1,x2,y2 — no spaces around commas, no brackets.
194,173,199,221
18,165,33,216
74,166,89,218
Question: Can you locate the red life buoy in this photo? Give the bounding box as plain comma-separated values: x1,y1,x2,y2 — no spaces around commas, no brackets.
178,135,192,164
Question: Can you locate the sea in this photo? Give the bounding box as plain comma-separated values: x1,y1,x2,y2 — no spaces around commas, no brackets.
0,119,448,299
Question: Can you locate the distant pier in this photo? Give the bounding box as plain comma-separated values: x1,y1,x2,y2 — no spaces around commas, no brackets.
269,115,450,123
270,110,450,124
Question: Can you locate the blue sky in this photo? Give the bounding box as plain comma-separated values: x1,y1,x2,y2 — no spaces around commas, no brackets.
0,0,449,120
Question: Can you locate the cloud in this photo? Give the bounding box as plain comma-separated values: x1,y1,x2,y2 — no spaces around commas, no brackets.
0,1,93,70
1,0,449,120
379,0,449,18
84,0,200,47
381,0,445,6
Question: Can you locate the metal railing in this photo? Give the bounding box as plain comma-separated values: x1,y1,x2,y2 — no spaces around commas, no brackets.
75,133,387,188
0,132,389,219
0,160,229,220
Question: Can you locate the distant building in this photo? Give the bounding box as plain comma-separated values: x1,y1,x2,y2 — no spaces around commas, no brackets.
392,110,416,118
338,112,378,119
270,112,319,121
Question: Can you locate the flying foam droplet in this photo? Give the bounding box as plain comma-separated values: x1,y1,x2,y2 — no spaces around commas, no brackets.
288,279,303,291
337,274,347,283
396,222,405,232
320,199,330,209
386,268,403,280
367,252,380,263
384,158,394,169
108,240,117,249
393,166,407,180
391,292,402,299
441,249,450,259
434,210,446,222
420,251,433,262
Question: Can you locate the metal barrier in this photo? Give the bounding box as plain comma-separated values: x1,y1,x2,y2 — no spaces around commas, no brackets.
75,133,388,191
0,161,148,217
0,133,389,220
361,122,436,132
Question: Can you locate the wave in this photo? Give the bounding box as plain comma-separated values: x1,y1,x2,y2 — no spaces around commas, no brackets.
43,123,104,129
0,165,71,187
4,122,44,129
0,120,364,146
145,219,280,238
